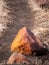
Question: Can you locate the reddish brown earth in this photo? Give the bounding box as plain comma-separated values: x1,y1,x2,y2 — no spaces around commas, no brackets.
0,0,49,65
7,53,29,64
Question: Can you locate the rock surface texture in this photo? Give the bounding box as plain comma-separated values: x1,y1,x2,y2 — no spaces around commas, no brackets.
0,0,49,65
7,52,29,64
11,27,43,54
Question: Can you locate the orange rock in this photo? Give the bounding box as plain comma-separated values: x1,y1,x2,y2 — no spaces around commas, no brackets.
11,27,43,54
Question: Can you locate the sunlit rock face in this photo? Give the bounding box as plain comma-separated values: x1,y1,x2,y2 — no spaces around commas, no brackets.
11,27,43,54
